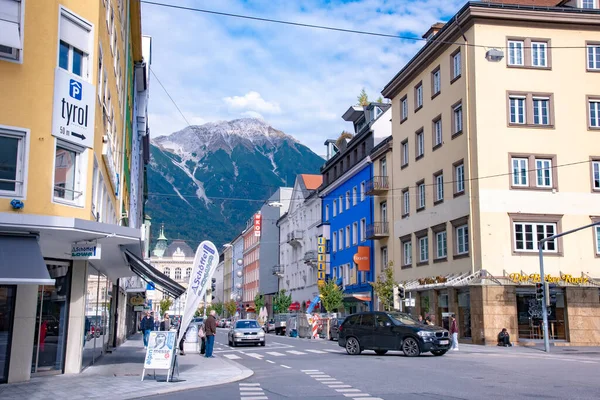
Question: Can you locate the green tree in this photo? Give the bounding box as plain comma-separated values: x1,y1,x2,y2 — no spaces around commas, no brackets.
376,96,383,103
357,88,369,106
212,302,224,316
159,298,172,316
254,292,265,310
273,289,292,314
319,280,344,313
225,300,237,317
370,264,397,311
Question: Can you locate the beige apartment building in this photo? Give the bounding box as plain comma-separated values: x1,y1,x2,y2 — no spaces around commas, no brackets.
382,1,600,346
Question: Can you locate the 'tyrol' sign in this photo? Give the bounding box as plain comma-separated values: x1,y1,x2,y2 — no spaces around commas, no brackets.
72,242,101,259
52,68,96,148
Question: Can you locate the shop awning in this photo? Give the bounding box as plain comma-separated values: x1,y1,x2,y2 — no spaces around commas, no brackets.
344,293,371,302
0,235,54,285
124,249,185,298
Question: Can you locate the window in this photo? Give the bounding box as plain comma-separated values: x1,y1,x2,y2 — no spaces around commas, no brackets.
535,158,552,188
415,82,423,110
452,102,463,135
514,222,557,252
185,267,192,278
381,246,388,269
456,224,469,255
0,126,28,198
434,172,444,203
511,157,528,187
432,67,441,97
97,45,104,102
54,142,85,205
346,191,350,210
324,204,329,221
508,40,524,66
587,43,600,70
590,98,600,128
435,231,447,259
360,218,366,242
401,139,409,167
592,161,600,191
345,226,350,248
380,201,388,222
433,117,442,148
415,130,424,159
333,199,337,217
339,229,343,250
531,42,547,67
595,226,600,255
533,97,550,125
454,161,465,195
360,181,365,201
333,231,338,252
352,186,357,205
164,267,170,278
581,0,597,9
402,239,412,267
0,0,24,61
418,236,429,263
380,157,387,177
402,188,410,217
509,96,526,124
400,96,408,122
353,222,358,245
339,196,343,213
417,181,425,210
451,49,461,81
58,9,92,79
174,268,181,280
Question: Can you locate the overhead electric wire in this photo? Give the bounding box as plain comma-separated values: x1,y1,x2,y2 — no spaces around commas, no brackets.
140,0,594,49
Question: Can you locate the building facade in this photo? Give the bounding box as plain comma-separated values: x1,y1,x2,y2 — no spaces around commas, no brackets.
382,1,600,345
0,0,160,384
277,175,323,305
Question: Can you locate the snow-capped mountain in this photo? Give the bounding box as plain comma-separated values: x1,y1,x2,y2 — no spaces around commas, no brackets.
147,118,324,246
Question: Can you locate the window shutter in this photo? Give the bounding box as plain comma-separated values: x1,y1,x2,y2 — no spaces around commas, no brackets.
60,12,91,53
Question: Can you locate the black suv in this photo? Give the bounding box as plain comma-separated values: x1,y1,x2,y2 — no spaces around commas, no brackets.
338,311,450,357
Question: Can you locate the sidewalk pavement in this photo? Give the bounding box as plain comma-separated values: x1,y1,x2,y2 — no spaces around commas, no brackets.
0,334,252,400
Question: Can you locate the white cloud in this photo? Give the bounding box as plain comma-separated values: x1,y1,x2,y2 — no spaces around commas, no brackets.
241,110,265,120
224,91,281,114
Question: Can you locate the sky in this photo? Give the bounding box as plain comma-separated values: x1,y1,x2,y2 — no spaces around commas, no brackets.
141,0,466,155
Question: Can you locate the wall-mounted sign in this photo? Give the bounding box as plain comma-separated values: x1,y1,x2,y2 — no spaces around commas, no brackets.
353,246,370,272
509,273,589,285
71,242,101,259
317,236,327,286
418,276,448,285
254,214,262,237
318,237,326,245
51,68,96,148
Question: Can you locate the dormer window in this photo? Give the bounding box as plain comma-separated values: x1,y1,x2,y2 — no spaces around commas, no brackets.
356,117,367,133
373,106,382,121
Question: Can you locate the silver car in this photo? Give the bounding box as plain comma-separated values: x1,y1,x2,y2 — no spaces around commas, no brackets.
228,319,266,347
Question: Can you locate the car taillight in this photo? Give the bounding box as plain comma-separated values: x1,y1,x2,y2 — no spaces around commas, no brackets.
338,325,343,332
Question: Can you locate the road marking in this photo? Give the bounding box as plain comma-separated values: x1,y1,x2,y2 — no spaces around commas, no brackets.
305,349,327,354
266,360,275,364
224,354,242,360
336,389,361,393
328,384,351,388
323,349,342,352
240,388,265,391
314,375,331,378
281,364,292,369
581,361,598,364
302,369,320,372
245,353,264,359
286,350,306,355
316,378,336,381
239,397,268,400
239,383,261,386
266,351,285,356
343,394,371,398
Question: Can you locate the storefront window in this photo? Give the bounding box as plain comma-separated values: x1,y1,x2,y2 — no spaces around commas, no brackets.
31,262,71,374
458,290,471,338
0,286,16,383
516,288,566,341
438,291,450,330
83,265,112,369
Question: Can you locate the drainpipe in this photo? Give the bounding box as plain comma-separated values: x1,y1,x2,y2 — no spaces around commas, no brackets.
118,1,131,226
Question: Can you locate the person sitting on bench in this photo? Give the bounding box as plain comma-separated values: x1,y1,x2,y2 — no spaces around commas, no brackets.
497,328,512,347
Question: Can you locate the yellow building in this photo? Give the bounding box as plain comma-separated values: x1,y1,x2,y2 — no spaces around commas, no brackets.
0,0,180,384
382,1,600,346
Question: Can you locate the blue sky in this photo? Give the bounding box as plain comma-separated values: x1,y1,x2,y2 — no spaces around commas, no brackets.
142,0,465,155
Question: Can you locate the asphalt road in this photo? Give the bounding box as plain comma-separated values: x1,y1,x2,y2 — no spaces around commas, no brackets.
146,328,600,400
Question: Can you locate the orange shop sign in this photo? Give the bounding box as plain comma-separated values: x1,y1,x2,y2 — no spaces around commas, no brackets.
254,214,262,237
353,246,370,272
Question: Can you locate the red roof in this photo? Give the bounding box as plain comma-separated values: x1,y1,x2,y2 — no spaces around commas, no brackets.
300,174,322,190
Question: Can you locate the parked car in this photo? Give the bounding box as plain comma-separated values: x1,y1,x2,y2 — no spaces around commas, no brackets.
329,317,344,341
263,319,275,333
338,312,450,357
228,319,266,347
224,318,232,328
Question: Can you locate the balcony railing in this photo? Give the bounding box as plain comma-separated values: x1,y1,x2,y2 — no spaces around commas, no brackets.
272,265,284,276
366,176,390,194
287,230,304,247
303,250,317,264
367,221,389,239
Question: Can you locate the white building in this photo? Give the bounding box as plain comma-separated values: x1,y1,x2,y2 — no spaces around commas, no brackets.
277,175,323,305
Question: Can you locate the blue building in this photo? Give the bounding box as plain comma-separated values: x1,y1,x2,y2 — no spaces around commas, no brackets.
319,102,392,313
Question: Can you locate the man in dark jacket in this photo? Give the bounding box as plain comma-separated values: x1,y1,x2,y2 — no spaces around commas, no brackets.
160,313,171,331
140,311,154,349
204,310,217,358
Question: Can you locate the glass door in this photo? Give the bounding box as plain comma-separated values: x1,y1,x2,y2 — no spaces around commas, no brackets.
31,262,71,375
0,286,17,384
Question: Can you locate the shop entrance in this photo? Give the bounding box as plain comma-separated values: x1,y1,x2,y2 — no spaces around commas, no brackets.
516,287,566,341
0,285,16,384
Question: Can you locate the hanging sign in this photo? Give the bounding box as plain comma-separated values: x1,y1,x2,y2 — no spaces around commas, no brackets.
71,242,101,259
254,214,262,237
353,246,370,272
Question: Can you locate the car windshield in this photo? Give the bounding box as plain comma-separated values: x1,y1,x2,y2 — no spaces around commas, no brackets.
236,320,259,329
387,313,419,326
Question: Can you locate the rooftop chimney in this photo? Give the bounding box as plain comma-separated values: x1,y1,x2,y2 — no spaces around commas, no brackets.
422,22,445,41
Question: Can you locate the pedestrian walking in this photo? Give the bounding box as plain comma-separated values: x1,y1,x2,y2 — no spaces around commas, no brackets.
160,313,171,331
204,310,217,358
140,311,155,349
450,314,459,351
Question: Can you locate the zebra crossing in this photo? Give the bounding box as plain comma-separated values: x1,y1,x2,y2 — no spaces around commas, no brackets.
239,383,268,400
222,348,342,360
302,370,384,400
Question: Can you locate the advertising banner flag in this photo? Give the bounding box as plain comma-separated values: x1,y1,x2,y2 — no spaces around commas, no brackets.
177,241,218,343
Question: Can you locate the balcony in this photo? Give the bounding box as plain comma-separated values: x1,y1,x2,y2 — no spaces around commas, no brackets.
367,221,389,239
366,176,390,195
304,250,317,265
272,265,284,277
287,230,304,247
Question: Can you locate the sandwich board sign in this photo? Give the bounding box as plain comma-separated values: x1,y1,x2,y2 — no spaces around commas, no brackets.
142,331,177,381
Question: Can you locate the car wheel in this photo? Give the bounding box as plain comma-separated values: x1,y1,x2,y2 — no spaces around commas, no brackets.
345,337,362,355
431,350,448,356
402,337,421,357
375,350,388,356
260,342,265,347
